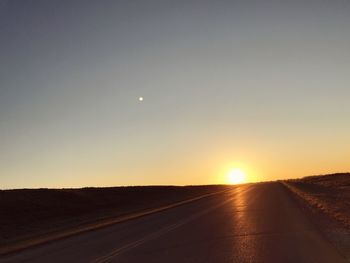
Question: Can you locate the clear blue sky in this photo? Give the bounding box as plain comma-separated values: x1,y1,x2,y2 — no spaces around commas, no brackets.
1,0,350,188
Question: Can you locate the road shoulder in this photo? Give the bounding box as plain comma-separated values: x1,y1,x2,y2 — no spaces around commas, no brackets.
282,181,350,261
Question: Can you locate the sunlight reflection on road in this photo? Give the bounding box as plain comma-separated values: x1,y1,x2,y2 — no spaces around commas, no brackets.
230,185,259,262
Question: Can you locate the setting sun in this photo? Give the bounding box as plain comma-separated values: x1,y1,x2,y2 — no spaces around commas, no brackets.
228,169,246,185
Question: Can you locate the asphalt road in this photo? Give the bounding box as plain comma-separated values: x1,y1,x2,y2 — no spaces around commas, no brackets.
1,182,347,263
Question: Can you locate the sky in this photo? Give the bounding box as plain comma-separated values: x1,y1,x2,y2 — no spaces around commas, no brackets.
1,0,350,189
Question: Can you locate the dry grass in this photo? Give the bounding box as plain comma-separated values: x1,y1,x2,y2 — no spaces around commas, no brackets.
284,173,350,229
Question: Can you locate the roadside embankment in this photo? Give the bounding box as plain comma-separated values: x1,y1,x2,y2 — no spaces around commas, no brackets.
283,173,350,229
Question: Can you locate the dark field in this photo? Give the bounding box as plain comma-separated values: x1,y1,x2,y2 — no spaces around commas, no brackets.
0,185,230,254
284,173,350,229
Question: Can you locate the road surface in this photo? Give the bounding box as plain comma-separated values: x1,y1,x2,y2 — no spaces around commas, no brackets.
1,182,347,263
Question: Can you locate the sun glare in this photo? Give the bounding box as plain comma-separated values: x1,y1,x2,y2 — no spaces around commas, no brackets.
228,169,246,185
